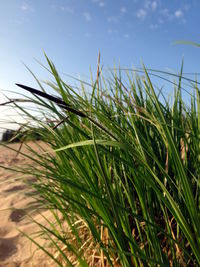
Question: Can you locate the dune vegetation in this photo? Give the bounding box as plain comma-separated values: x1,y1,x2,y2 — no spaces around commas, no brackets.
2,54,200,266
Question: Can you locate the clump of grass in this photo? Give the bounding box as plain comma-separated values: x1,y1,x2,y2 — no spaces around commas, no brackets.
2,54,200,266
1,128,46,143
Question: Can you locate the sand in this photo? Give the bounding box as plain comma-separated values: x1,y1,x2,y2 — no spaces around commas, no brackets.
0,141,57,267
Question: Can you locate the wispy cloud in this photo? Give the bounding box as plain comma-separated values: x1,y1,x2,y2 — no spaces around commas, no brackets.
85,32,91,37
51,5,74,13
107,28,118,35
183,4,190,11
124,33,130,38
144,0,157,11
83,12,92,22
136,1,158,20
107,6,127,24
151,1,157,11
150,23,159,30
174,9,183,18
136,9,147,20
159,8,184,22
120,7,127,13
135,1,187,26
92,0,105,8
107,16,119,23
174,9,186,24
20,3,34,12
159,9,172,21
60,6,74,13
99,2,105,8
159,8,169,18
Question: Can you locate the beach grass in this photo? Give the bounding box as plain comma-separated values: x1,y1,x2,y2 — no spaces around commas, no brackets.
2,54,200,266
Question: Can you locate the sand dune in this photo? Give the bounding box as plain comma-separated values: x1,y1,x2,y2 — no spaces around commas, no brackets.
0,142,57,267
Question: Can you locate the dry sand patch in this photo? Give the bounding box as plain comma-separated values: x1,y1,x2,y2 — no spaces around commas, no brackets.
0,141,57,267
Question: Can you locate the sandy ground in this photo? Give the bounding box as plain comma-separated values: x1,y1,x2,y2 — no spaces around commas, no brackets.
0,141,57,267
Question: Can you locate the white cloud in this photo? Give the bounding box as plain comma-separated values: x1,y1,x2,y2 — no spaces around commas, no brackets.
144,1,157,11
51,5,74,13
99,2,105,7
120,7,127,13
136,9,147,20
107,28,118,35
159,8,185,23
179,18,186,24
107,16,119,23
20,3,34,12
160,8,169,17
136,1,157,20
183,4,190,11
150,23,159,29
159,8,173,21
92,0,105,8
144,0,150,9
85,32,91,37
60,6,74,13
158,18,164,24
83,12,92,21
124,33,129,38
151,1,157,11
175,10,183,18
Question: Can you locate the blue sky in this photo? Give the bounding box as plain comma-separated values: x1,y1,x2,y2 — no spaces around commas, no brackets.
0,0,200,132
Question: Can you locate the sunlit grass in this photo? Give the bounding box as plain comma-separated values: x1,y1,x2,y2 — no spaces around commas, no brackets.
2,54,200,266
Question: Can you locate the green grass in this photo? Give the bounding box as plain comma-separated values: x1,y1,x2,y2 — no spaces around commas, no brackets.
2,55,200,266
